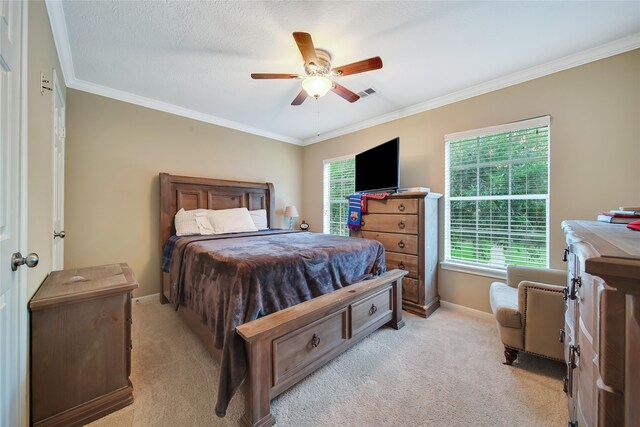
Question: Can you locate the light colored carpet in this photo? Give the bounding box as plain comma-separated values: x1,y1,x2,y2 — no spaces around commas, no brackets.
89,301,566,427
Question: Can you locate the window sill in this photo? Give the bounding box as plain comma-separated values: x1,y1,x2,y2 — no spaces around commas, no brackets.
439,261,507,280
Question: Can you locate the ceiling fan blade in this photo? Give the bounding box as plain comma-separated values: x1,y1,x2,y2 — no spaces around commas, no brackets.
251,73,302,79
331,82,360,103
332,56,383,76
293,32,318,66
291,90,308,106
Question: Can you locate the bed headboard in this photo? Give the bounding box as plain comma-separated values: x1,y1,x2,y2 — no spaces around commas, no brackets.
159,173,275,248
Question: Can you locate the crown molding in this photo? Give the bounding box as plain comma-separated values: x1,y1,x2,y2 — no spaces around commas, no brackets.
68,78,302,145
300,33,640,146
44,0,301,146
45,0,74,85
44,1,639,148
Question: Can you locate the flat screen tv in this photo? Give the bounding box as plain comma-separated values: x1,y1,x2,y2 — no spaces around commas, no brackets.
355,137,400,193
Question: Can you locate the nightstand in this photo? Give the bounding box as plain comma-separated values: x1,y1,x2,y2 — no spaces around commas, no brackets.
30,263,138,426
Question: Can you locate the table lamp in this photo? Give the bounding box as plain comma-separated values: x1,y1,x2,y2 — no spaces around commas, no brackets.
284,205,299,229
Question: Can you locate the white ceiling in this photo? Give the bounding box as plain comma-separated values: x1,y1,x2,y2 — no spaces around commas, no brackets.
49,1,640,145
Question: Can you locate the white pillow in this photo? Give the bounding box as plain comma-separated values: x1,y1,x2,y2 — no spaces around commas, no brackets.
208,207,258,234
250,209,269,230
175,208,215,236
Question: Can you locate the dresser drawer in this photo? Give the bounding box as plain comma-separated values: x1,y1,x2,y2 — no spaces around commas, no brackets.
577,322,597,425
360,214,418,234
366,198,418,214
350,287,392,337
402,277,419,303
598,385,624,426
272,308,348,387
598,287,625,392
386,252,419,279
578,272,602,346
359,231,418,255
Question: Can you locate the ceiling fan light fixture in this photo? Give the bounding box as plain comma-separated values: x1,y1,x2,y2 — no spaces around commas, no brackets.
302,75,332,99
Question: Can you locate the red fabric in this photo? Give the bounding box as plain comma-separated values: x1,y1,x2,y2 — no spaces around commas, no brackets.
361,193,389,213
627,219,640,231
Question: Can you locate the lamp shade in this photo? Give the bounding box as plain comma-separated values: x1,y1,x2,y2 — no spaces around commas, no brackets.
284,205,299,218
301,76,332,99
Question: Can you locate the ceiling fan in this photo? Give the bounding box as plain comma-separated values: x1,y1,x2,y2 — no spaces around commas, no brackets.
251,32,383,105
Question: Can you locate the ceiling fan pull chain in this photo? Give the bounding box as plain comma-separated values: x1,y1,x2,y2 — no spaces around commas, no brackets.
317,99,320,137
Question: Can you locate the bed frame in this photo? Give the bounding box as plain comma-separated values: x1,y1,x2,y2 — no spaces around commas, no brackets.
159,172,406,427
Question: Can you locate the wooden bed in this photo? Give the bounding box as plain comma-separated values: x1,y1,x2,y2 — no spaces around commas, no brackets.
159,172,407,427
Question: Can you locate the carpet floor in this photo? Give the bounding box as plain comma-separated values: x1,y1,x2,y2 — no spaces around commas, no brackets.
89,301,566,427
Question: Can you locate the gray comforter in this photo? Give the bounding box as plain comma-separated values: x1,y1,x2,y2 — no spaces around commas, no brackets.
168,230,385,417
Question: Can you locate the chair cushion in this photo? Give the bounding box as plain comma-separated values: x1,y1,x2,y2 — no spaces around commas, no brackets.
490,282,521,329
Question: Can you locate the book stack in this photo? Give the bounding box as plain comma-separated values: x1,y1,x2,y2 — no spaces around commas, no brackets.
597,206,640,224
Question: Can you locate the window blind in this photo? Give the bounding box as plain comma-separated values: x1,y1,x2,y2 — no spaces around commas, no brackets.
323,156,355,236
444,116,550,269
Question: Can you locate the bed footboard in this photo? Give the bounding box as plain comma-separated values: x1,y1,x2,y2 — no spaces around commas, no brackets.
236,269,407,427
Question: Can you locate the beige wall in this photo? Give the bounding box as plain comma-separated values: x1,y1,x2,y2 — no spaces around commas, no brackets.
302,50,640,313
27,1,66,298
64,90,303,297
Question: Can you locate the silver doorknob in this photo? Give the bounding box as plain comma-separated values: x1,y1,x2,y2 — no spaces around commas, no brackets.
54,230,65,239
11,252,39,271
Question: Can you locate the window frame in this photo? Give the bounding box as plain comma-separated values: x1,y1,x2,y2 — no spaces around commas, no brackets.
322,154,356,236
442,116,551,278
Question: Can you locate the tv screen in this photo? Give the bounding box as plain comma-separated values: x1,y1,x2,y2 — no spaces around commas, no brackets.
355,138,400,193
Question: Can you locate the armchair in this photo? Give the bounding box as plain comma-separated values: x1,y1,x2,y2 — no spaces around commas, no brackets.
489,265,567,365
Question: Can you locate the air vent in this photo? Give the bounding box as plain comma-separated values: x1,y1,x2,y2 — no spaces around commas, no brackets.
356,88,377,98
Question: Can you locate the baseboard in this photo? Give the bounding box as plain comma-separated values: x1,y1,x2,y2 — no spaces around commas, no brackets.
134,293,160,305
439,300,495,323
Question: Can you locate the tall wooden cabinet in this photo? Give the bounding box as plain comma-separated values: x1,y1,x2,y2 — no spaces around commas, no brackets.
562,221,640,427
351,191,442,318
30,263,138,427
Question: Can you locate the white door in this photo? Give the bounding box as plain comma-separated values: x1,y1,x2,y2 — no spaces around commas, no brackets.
0,1,26,426
52,70,65,270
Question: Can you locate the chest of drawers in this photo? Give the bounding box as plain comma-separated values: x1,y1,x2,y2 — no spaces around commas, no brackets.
562,221,640,427
29,263,138,426
351,191,442,318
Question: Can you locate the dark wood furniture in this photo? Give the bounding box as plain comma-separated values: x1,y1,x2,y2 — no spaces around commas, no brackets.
562,221,640,427
159,173,275,303
351,191,442,317
159,173,407,427
29,263,138,427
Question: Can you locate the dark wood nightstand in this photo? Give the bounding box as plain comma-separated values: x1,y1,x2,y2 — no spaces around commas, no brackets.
29,263,138,426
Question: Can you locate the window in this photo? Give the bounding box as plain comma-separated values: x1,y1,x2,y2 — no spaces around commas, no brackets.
323,156,355,236
444,116,550,272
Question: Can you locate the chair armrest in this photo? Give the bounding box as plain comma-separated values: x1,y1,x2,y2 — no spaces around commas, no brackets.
517,281,566,312
517,280,566,360
507,265,567,288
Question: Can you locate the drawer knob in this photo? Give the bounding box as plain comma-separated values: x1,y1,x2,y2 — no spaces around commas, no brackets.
398,221,405,230
361,220,366,226
398,261,405,270
369,304,378,316
398,240,405,249
398,203,405,212
311,334,321,348
569,281,578,300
